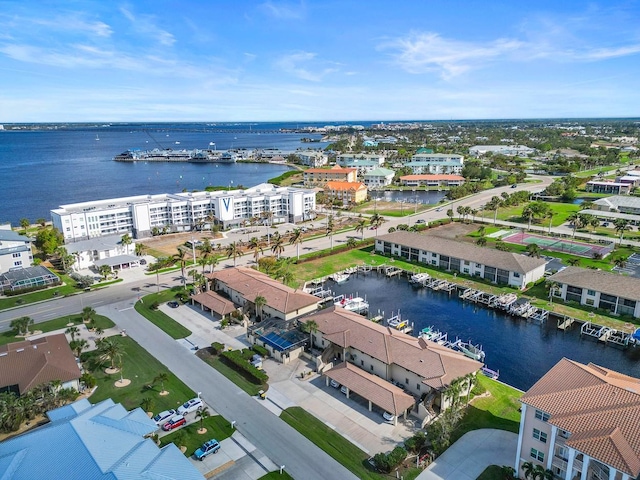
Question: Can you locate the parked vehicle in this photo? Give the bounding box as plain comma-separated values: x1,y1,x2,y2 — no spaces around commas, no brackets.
153,409,176,426
168,301,180,308
330,379,340,388
416,219,426,224
177,397,203,415
383,411,396,423
139,259,147,265
340,385,348,395
162,415,186,431
194,439,221,460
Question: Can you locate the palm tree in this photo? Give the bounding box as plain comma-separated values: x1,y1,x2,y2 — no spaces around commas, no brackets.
326,215,335,250
613,256,627,269
141,397,155,415
97,337,123,371
289,228,304,260
248,237,264,263
476,237,487,247
567,258,580,266
589,216,600,233
456,205,464,220
304,320,318,349
271,233,285,259
614,218,631,244
446,208,454,221
225,241,241,267
10,316,33,336
70,338,88,358
99,264,112,280
120,233,133,254
355,218,367,241
65,325,80,341
526,243,541,258
198,238,214,262
82,306,96,323
521,461,535,480
172,249,189,287
254,295,267,321
545,211,555,234
134,242,147,257
522,205,535,231
567,212,580,238
153,373,169,394
196,406,210,433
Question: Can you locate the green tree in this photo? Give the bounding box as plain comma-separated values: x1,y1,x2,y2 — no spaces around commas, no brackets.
70,338,88,358
476,237,487,247
196,406,210,431
612,256,627,269
135,243,147,257
526,243,541,258
65,325,80,341
10,316,34,336
304,320,318,349
82,306,96,323
99,264,112,280
141,397,155,414
172,249,189,287
271,233,285,259
153,373,169,393
355,218,367,241
289,228,304,260
225,241,241,267
120,233,133,254
248,237,264,263
254,295,267,321
566,258,580,266
326,215,335,250
34,227,64,256
614,218,631,244
97,337,123,370
446,209,454,221
55,246,75,272
19,218,30,232
521,461,535,480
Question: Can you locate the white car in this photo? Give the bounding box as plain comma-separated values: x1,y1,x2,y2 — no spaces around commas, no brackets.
382,411,396,423
330,379,340,388
340,385,348,395
177,397,203,415
153,409,176,426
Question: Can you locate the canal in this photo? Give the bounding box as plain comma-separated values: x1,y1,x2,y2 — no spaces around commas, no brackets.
330,272,640,391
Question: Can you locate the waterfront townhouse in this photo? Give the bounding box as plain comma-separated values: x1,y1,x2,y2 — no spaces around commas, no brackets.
375,232,547,289
515,358,640,480
336,153,386,175
0,398,203,480
585,181,631,195
51,183,316,240
64,234,138,271
0,224,33,274
324,181,368,206
203,267,320,322
363,167,396,188
300,307,482,426
548,267,640,318
399,174,465,188
296,150,328,167
405,153,464,174
303,165,358,186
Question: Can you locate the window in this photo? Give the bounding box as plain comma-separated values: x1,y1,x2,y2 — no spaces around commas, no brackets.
14,261,22,266
587,289,596,296
405,378,409,384
370,365,374,371
530,448,544,462
12,253,20,258
361,360,364,366
535,410,550,422
416,384,421,391
513,272,520,278
533,428,547,443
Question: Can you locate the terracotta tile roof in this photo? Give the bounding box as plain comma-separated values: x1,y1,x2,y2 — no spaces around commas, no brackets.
325,181,366,191
521,358,640,476
399,174,465,181
378,231,547,274
305,167,357,174
303,307,481,390
206,267,319,316
191,291,236,316
548,266,640,301
324,362,415,415
0,334,81,394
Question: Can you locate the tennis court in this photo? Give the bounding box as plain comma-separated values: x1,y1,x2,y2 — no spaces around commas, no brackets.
502,231,614,258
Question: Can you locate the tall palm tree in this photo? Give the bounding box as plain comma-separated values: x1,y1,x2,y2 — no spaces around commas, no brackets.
70,338,88,358
522,205,535,231
225,241,241,267
612,256,627,269
326,215,335,250
254,295,267,321
589,216,600,233
369,213,384,235
135,242,147,257
248,237,264,263
614,218,631,244
82,306,96,323
304,320,318,349
153,373,169,393
196,406,210,432
198,238,214,261
173,249,189,286
65,325,80,341
10,316,33,336
355,218,367,241
521,461,535,480
289,228,303,259
271,233,285,259
545,211,555,234
97,337,123,370
526,243,541,258
120,233,133,254
567,212,580,238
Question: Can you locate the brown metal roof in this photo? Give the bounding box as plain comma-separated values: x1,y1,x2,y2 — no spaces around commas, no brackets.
521,358,640,476
377,231,547,274
191,291,237,316
304,307,481,390
324,362,415,415
206,267,319,315
548,266,640,301
0,334,81,394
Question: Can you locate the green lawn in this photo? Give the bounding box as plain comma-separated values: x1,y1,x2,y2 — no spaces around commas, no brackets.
0,281,80,310
0,313,114,346
82,335,195,413
480,202,579,227
452,375,522,444
258,471,294,480
477,465,509,480
159,415,235,456
280,407,381,480
135,289,192,339
196,349,265,396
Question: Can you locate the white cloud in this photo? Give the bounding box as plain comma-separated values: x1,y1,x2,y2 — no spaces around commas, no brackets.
119,6,175,46
275,51,337,82
259,1,305,20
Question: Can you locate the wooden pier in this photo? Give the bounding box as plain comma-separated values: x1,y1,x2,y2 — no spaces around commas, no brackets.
385,266,403,277
557,317,576,331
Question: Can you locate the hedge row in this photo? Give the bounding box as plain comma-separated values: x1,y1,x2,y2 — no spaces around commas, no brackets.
251,344,269,357
211,342,225,354
220,350,269,384
372,446,407,473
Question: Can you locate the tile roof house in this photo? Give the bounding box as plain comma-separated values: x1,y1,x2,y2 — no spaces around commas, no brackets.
376,232,547,289
301,307,481,425
324,181,368,206
303,165,358,186
205,267,320,321
515,358,640,480
0,334,81,395
0,397,203,479
399,174,465,187
548,266,640,318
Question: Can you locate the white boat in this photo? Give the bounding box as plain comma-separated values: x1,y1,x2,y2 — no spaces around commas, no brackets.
481,366,499,380
410,272,430,284
334,295,368,315
330,272,350,284
453,339,485,362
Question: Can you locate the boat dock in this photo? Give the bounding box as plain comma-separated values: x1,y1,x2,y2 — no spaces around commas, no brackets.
385,266,403,277
386,311,413,334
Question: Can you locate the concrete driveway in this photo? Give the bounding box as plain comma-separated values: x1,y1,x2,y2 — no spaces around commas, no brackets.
417,429,517,480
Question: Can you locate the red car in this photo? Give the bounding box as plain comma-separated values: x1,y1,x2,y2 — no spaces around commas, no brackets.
162,415,186,431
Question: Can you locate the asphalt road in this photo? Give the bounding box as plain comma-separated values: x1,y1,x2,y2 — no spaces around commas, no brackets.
100,299,357,480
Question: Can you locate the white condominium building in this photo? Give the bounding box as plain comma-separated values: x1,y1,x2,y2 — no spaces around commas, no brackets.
406,153,464,174
51,183,316,241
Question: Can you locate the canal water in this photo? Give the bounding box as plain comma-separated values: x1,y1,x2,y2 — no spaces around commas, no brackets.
330,272,640,391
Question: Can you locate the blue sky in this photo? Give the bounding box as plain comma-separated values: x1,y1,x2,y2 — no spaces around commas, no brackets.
1,0,639,121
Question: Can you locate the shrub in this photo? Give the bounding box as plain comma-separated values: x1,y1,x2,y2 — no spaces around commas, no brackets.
150,302,159,310
211,342,225,354
220,350,268,384
372,446,407,473
251,344,269,357
404,432,426,454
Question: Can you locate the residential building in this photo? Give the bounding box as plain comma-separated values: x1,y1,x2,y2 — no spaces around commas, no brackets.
64,234,138,271
616,175,640,188
592,195,640,215
363,167,396,188
406,153,464,174
0,397,203,479
324,181,368,206
300,307,482,425
0,265,59,293
296,150,328,167
303,165,358,186
515,358,640,480
336,154,386,175
203,267,320,322
0,224,33,274
375,232,546,289
51,183,316,240
0,334,81,395
399,174,465,188
585,181,631,195
548,267,640,318
469,145,535,157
